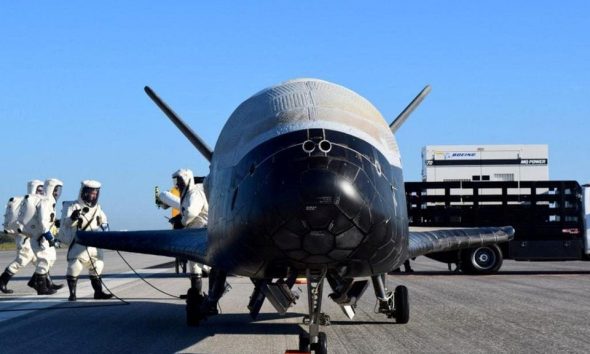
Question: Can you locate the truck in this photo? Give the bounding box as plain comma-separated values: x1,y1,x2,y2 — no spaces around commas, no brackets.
405,180,590,274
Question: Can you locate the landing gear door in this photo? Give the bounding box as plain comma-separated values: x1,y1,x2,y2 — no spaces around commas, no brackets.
584,184,590,255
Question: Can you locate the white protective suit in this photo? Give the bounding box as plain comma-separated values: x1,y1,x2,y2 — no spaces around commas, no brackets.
2,180,43,275
60,180,109,277
173,169,209,275
18,178,63,275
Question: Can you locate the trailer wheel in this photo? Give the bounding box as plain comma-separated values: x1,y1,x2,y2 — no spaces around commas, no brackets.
461,245,503,275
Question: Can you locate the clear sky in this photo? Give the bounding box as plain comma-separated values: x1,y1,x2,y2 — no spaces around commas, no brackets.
1,1,588,230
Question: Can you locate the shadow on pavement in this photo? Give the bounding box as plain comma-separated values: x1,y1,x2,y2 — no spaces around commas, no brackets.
0,301,306,353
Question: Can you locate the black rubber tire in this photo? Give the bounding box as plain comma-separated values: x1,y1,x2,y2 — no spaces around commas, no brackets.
461,245,503,275
315,332,328,354
394,285,410,324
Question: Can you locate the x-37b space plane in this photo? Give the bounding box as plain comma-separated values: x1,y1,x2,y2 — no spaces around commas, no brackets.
78,79,513,354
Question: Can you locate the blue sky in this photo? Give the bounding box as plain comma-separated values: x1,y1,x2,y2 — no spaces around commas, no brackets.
1,2,588,230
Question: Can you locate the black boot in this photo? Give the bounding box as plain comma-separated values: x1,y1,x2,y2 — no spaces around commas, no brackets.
0,270,14,294
27,273,38,290
90,276,113,300
186,275,205,326
47,273,64,290
35,273,57,295
67,276,78,301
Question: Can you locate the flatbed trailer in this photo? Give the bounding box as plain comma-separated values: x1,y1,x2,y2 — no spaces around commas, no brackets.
405,180,590,274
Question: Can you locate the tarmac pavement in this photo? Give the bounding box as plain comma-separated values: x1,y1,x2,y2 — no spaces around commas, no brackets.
0,249,589,353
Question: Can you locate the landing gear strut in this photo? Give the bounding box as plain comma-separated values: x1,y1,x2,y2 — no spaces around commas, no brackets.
299,268,329,354
185,268,229,326
372,274,409,323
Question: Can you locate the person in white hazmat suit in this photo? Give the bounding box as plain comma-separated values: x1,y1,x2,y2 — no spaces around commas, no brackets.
155,186,193,273
58,180,112,301
0,180,44,294
170,169,209,295
171,169,228,324
16,178,64,295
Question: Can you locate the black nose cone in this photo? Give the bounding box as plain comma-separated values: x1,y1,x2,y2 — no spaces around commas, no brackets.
230,129,406,275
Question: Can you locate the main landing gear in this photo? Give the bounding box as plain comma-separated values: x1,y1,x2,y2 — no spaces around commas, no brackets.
372,273,409,324
186,269,229,326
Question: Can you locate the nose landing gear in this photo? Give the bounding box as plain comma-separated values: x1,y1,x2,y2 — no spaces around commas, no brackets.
297,268,329,354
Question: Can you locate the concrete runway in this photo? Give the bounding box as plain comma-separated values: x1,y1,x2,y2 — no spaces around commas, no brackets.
0,249,589,353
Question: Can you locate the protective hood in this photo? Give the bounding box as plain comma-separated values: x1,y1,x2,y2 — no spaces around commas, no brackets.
172,168,194,197
78,180,101,207
44,178,63,202
27,179,44,195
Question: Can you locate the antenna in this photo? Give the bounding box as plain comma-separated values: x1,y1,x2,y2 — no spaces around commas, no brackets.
144,86,213,162
389,85,432,133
